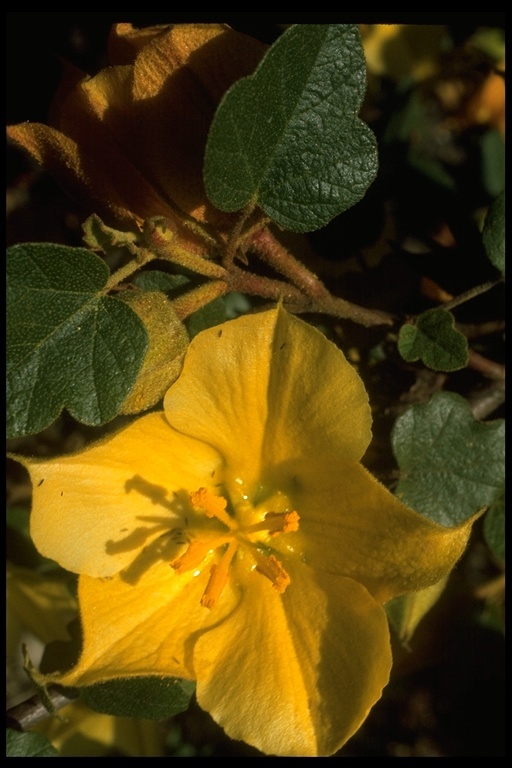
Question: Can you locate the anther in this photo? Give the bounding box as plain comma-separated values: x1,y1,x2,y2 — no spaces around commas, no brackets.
190,487,236,530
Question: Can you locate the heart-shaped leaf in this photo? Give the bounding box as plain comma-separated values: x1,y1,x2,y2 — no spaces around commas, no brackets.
7,243,148,438
397,308,468,371
204,24,377,232
391,392,504,526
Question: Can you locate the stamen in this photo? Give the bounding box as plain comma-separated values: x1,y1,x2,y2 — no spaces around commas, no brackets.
170,540,213,574
265,510,300,536
250,548,291,593
243,510,300,536
190,487,236,530
201,539,239,609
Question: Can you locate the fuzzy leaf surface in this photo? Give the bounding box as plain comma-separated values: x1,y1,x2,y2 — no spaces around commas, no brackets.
6,728,60,757
79,677,195,720
392,392,504,526
204,24,377,232
398,308,468,371
7,243,148,437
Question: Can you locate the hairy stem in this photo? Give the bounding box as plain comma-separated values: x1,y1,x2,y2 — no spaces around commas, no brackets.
103,249,157,292
441,277,504,312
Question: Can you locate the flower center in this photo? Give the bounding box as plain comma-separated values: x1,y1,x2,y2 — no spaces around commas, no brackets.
169,486,300,609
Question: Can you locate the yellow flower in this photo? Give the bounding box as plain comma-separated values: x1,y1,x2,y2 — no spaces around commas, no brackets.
18,307,476,757
7,23,266,242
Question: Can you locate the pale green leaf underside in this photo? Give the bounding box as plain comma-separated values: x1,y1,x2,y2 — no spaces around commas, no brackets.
7,243,148,437
204,24,377,232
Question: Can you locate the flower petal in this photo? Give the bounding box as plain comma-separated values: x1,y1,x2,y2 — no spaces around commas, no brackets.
164,307,372,493
7,564,77,646
19,413,221,578
7,121,157,229
55,560,239,687
128,24,266,222
108,23,171,65
194,561,391,756
263,306,372,472
287,460,479,602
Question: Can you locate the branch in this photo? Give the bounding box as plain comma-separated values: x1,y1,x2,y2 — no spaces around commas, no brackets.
6,686,78,731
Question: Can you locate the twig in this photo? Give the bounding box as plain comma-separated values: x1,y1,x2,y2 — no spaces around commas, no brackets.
467,349,505,382
6,686,78,732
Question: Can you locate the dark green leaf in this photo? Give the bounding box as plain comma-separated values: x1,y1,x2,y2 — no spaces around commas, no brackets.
185,297,227,338
133,270,190,294
482,190,505,274
204,24,377,232
483,489,505,562
7,243,148,438
480,128,505,199
397,308,468,371
6,728,60,757
79,677,195,720
391,392,504,526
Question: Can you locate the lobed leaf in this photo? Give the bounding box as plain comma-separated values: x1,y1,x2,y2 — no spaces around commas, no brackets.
7,243,148,437
397,308,468,371
391,392,504,526
204,24,377,232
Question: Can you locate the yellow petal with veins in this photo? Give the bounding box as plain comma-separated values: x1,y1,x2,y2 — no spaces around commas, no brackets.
164,306,371,491
195,560,391,756
19,413,221,578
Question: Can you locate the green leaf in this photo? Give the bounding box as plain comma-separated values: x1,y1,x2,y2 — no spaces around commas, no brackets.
482,190,505,274
7,243,148,438
204,24,377,232
397,308,468,371
6,728,60,757
385,577,448,646
133,270,190,294
185,296,227,338
79,677,195,720
391,392,504,526
483,489,505,562
480,128,505,199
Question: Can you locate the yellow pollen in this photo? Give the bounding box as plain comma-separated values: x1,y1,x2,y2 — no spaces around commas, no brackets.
190,487,236,530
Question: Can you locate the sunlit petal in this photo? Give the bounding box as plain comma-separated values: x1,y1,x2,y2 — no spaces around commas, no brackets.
164,306,371,493
195,561,391,756
21,413,221,578
56,561,238,687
